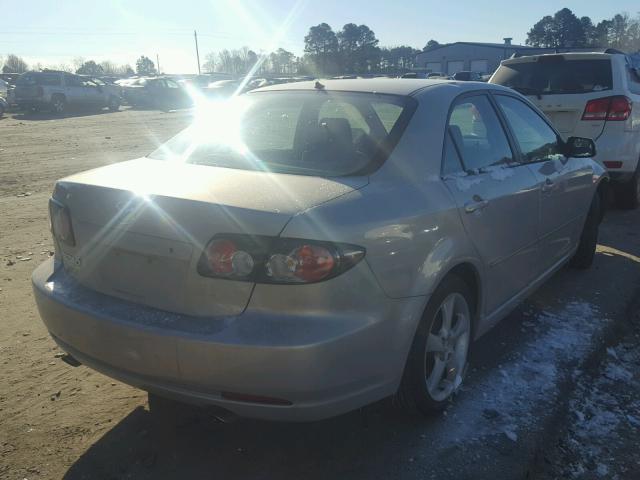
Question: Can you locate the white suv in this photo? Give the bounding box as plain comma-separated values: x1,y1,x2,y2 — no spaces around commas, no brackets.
490,51,640,208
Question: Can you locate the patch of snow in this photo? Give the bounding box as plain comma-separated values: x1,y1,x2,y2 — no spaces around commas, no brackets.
503,426,518,442
555,335,640,478
423,301,608,448
447,172,483,192
626,414,640,427
483,165,516,181
603,363,632,382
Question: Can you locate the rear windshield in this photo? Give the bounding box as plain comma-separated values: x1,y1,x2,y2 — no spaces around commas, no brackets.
492,58,613,95
150,91,415,176
16,73,62,87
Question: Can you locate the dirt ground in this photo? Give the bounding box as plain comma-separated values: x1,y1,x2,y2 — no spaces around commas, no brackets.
0,108,192,480
1,107,639,480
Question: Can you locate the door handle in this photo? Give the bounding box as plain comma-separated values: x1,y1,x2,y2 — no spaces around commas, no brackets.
464,195,489,213
541,178,555,192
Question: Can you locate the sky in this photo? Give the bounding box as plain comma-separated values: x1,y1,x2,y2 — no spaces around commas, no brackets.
2,0,639,73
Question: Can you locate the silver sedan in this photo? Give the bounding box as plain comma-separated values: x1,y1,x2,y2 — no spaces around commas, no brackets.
33,79,607,421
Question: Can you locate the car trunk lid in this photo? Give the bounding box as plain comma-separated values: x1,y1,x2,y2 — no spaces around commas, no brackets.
527,92,608,141
54,158,367,316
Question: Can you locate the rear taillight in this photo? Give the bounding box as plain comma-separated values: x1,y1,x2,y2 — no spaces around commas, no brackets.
582,96,631,122
49,199,75,247
607,96,632,120
603,161,623,169
36,86,44,97
197,235,365,284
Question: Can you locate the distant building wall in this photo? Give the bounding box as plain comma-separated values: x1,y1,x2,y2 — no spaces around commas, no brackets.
416,43,551,75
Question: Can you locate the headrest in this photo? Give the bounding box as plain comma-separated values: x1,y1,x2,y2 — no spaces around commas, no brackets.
319,117,353,146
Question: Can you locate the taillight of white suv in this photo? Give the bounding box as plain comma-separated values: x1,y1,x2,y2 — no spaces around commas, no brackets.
582,96,632,122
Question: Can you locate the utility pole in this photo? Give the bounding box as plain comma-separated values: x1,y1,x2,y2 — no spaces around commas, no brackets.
156,54,161,74
194,30,201,75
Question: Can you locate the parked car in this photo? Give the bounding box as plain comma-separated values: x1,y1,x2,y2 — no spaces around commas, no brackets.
400,72,424,79
79,75,122,105
0,96,7,117
175,74,234,91
14,71,122,114
202,79,243,99
0,73,21,85
490,51,640,208
33,79,607,422
0,78,8,98
121,76,191,110
453,71,483,82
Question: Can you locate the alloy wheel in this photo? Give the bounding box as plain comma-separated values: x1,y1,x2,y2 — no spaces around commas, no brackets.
52,98,64,113
424,292,471,402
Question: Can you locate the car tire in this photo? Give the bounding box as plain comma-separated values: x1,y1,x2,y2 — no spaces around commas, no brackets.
614,166,640,210
147,392,202,429
0,103,4,118
108,96,120,112
397,274,473,414
50,95,66,115
569,193,601,269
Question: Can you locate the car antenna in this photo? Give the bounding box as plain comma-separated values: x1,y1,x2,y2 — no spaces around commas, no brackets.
315,81,325,90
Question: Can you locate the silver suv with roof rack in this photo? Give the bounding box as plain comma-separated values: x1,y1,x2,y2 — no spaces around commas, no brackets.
14,70,122,114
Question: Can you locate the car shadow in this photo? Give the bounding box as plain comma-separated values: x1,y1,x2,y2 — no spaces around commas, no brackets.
11,108,126,121
60,212,640,480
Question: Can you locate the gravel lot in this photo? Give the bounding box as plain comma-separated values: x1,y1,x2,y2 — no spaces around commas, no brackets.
1,107,638,480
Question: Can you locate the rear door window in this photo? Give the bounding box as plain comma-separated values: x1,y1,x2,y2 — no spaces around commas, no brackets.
495,95,563,163
448,94,514,171
492,58,613,95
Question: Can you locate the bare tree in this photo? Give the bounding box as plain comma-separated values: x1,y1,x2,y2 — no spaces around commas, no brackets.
72,56,85,71
202,52,216,73
2,54,29,73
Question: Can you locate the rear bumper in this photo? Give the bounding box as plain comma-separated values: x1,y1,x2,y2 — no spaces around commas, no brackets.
594,131,639,180
33,258,424,421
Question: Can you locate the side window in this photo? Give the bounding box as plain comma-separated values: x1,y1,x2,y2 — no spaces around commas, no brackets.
165,79,180,89
495,95,563,163
448,95,514,171
442,131,464,175
65,75,83,87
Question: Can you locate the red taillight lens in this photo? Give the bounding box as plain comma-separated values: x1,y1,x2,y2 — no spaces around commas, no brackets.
36,86,44,97
203,239,254,278
582,96,631,122
582,97,610,121
293,245,335,282
607,96,632,121
197,235,364,284
267,244,336,283
603,161,623,169
49,199,75,247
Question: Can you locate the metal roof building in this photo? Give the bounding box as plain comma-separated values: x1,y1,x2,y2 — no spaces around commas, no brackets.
415,39,552,76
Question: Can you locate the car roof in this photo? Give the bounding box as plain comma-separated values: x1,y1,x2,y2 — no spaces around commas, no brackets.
502,52,615,65
253,78,509,97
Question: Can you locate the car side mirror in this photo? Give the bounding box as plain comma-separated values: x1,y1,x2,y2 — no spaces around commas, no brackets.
564,137,596,158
